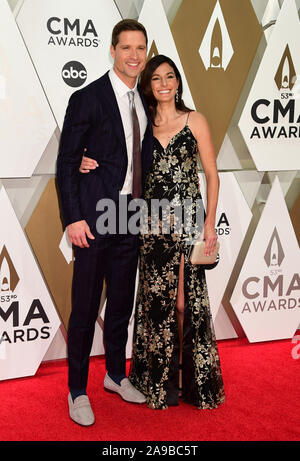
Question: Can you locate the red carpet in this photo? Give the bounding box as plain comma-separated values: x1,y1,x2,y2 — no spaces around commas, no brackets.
1,337,300,442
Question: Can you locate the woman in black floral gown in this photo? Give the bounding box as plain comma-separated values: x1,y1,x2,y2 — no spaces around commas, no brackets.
79,55,225,410
128,55,225,409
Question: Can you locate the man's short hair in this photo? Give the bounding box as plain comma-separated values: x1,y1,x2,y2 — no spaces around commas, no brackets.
111,19,148,48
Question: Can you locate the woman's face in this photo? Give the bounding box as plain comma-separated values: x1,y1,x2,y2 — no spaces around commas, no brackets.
150,62,179,104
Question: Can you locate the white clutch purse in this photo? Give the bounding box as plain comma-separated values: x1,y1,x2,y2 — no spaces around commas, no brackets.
189,240,220,265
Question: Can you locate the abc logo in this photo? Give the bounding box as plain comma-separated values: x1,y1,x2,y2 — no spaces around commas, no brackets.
61,61,87,87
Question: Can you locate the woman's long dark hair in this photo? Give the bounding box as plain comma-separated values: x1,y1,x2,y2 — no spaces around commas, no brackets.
139,54,191,125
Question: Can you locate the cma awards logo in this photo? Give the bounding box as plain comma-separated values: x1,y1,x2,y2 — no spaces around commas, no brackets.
250,45,300,140
0,246,19,293
198,0,234,71
0,246,51,345
241,228,300,314
215,212,230,236
47,17,100,47
264,227,285,269
274,45,296,92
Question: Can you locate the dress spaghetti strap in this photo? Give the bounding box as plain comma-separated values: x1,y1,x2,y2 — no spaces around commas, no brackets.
185,111,192,126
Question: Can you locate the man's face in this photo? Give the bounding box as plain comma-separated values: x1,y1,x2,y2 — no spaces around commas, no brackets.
110,30,147,88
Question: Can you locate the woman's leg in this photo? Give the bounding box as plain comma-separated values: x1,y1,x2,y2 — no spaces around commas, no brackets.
176,253,185,394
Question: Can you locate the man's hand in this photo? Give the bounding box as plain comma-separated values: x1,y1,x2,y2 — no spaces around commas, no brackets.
79,149,98,173
67,220,95,248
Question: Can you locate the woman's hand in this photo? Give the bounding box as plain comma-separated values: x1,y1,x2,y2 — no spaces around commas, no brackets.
79,149,98,173
203,222,218,256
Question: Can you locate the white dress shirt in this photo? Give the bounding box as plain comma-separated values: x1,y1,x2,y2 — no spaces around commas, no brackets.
109,68,148,195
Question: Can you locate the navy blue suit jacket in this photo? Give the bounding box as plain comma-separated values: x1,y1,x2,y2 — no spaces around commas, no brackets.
56,71,153,236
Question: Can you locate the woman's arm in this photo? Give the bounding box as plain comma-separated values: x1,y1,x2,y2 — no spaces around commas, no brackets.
189,111,219,256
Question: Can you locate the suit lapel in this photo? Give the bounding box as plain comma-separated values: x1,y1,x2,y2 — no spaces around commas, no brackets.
97,73,152,153
99,72,126,149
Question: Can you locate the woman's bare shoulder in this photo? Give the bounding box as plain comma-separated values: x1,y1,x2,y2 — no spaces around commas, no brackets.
188,111,210,137
189,110,208,124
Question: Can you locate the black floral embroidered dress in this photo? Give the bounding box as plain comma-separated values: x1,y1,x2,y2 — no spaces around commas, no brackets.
129,121,225,409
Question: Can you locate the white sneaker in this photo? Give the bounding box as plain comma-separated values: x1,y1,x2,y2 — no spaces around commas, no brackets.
104,373,146,404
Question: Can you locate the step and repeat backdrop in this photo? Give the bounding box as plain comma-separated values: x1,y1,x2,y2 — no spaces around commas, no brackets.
0,0,300,380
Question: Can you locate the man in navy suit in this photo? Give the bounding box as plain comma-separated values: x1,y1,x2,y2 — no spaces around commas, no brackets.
56,19,153,426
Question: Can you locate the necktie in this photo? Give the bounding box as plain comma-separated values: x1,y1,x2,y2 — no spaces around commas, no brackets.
128,91,142,199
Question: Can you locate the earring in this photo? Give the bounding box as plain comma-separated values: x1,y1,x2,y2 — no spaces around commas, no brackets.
175,90,179,103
